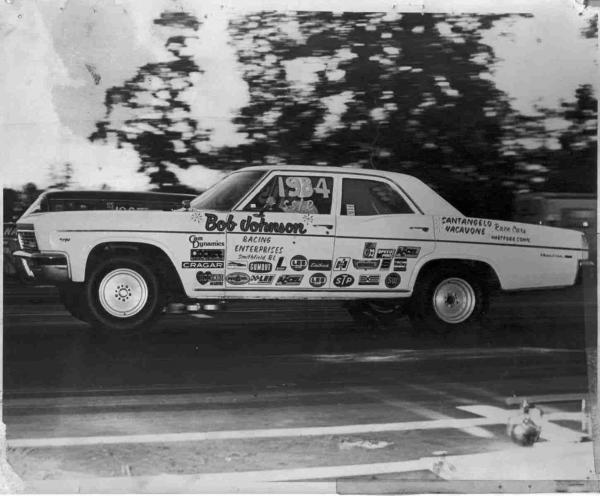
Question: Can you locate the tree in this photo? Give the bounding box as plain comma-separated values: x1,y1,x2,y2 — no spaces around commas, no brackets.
48,162,74,190
213,12,524,217
90,11,209,190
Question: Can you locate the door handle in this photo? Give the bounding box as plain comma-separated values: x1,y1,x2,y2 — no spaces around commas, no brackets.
410,226,430,232
314,224,334,229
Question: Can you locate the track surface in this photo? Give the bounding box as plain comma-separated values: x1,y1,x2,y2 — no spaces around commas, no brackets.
3,279,596,486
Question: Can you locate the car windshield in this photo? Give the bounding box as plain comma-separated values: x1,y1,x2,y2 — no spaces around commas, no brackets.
190,170,266,211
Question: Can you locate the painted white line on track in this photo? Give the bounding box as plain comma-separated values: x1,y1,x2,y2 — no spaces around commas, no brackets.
9,415,510,448
347,386,494,439
457,405,584,443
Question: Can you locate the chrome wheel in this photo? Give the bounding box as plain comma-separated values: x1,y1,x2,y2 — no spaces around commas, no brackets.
98,268,148,318
432,277,476,324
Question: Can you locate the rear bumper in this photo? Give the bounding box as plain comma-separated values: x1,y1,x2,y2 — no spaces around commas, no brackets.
12,250,70,283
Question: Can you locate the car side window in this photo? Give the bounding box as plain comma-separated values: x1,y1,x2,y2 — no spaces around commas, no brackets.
341,178,414,216
244,175,334,215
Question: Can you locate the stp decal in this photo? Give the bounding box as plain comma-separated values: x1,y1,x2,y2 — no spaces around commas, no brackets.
396,246,421,258
385,272,401,288
308,259,332,271
226,272,250,285
290,255,308,271
276,274,303,286
363,242,377,258
248,261,273,273
333,257,350,271
309,273,327,288
352,259,381,270
333,274,354,288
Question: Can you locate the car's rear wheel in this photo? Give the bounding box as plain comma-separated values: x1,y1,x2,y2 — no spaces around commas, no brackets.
409,267,488,334
84,256,162,335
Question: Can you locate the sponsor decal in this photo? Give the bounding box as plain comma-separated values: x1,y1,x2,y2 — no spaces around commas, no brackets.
191,249,224,261
376,249,395,259
395,246,421,258
204,213,307,235
359,274,380,286
380,259,392,270
441,216,492,236
276,274,304,286
188,234,224,248
249,261,273,273
195,271,223,286
226,272,250,285
290,255,308,271
248,274,275,285
385,272,401,288
363,242,377,258
352,259,381,270
333,257,350,271
308,259,332,271
394,258,407,272
182,261,224,269
233,235,283,261
333,274,354,288
309,273,327,288
275,257,287,271
227,260,247,268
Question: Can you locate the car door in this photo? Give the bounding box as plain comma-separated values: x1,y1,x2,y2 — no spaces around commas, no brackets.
332,175,435,292
224,172,337,293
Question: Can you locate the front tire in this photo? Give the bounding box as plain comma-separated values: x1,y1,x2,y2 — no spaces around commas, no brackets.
409,267,488,334
84,256,162,335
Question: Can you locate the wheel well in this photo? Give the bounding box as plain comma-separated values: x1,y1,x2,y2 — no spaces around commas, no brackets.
415,259,500,291
86,242,184,298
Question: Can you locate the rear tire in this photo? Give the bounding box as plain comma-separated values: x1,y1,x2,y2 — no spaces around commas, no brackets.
408,267,488,334
84,256,163,335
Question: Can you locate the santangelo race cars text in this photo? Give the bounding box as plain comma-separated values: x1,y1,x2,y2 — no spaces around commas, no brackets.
13,165,589,334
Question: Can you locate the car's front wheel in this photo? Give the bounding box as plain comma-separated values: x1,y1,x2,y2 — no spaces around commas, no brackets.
409,267,488,334
84,256,163,334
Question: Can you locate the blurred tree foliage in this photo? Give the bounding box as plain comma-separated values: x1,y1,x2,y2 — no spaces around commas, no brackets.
89,10,596,219
90,11,208,189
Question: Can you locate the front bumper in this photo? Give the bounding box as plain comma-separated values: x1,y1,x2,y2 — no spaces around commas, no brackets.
12,250,70,283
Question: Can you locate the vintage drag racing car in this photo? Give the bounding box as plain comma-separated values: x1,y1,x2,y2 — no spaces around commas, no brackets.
12,166,590,334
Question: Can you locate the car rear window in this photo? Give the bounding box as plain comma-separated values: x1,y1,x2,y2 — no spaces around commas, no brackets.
341,178,413,216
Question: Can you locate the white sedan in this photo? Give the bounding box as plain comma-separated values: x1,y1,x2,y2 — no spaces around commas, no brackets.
13,165,589,334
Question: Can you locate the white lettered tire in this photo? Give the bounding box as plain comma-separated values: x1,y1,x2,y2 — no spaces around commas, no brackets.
409,266,488,334
84,256,162,334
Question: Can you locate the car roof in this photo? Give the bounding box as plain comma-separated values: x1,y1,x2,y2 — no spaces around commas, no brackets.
239,164,412,181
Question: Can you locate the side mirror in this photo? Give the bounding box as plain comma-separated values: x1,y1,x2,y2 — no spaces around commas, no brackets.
182,200,191,211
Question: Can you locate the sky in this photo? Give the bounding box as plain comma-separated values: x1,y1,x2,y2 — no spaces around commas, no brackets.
0,0,597,191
